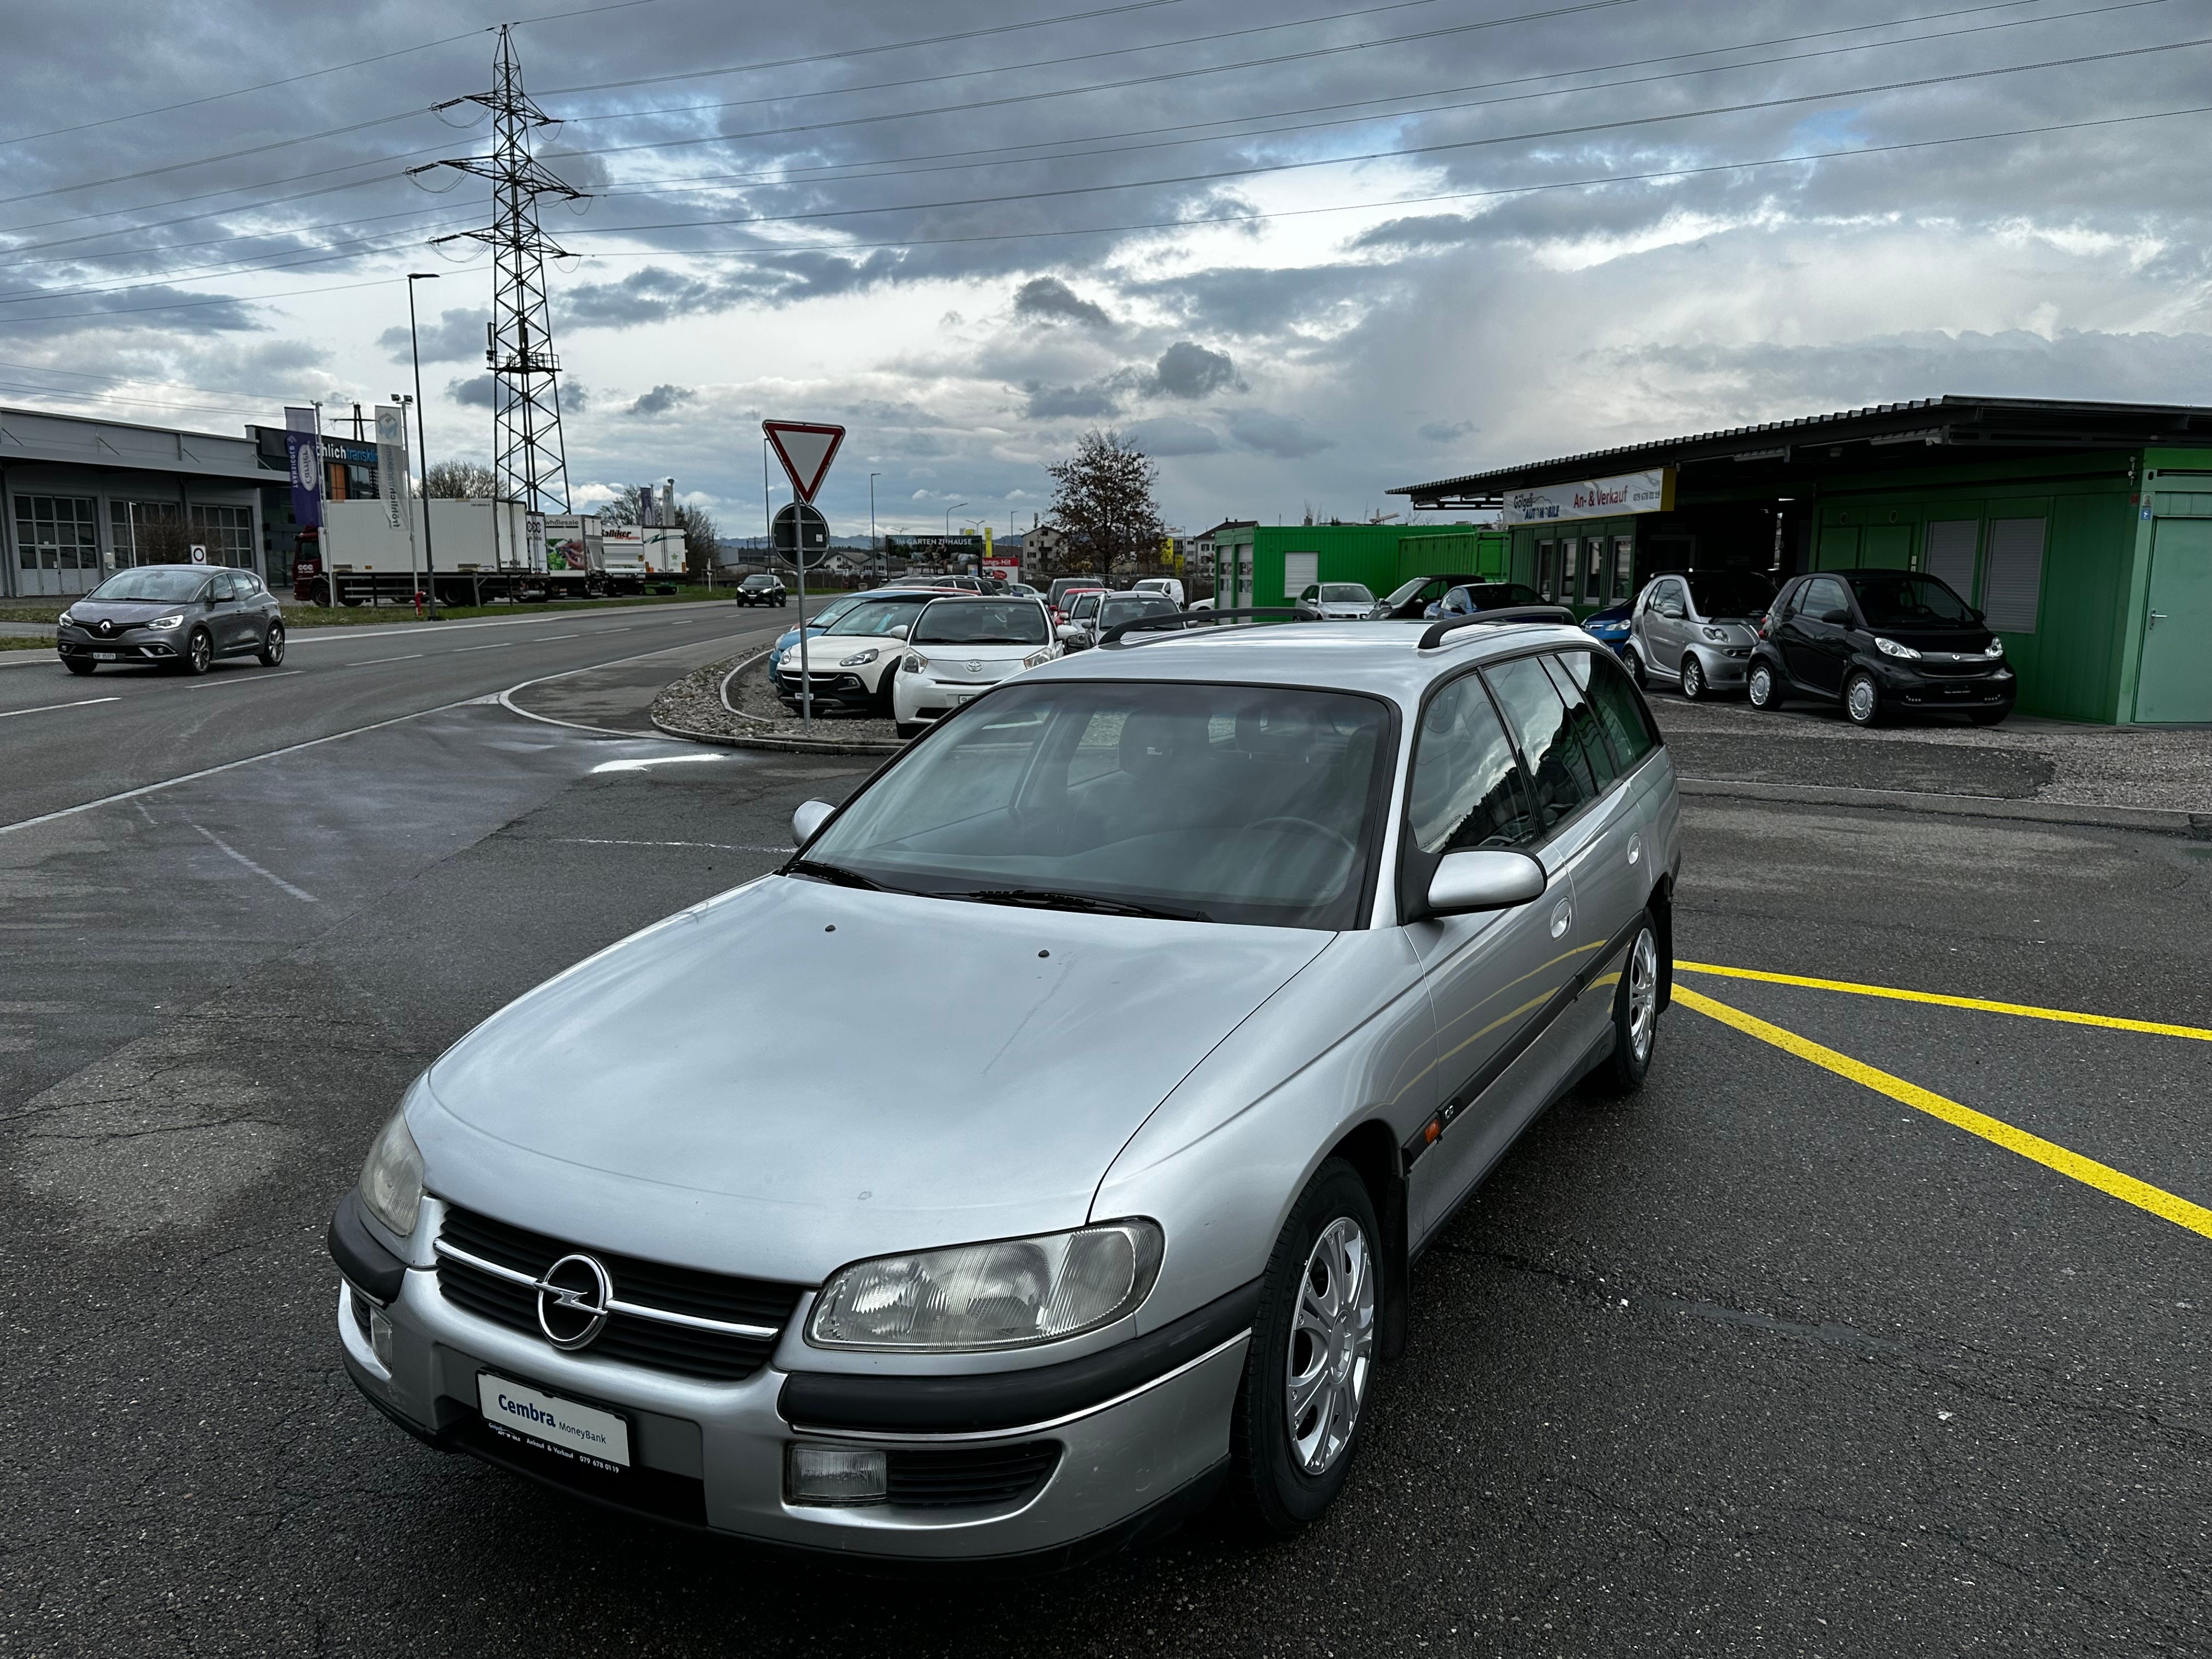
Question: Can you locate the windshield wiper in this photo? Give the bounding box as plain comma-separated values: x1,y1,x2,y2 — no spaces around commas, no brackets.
948,888,1210,923
786,858,926,895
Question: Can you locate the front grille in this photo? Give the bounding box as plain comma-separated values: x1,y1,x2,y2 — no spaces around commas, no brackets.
435,1205,803,1383
885,1442,1060,1509
1915,658,1999,679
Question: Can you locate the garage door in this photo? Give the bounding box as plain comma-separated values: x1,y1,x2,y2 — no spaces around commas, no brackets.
2137,518,2212,723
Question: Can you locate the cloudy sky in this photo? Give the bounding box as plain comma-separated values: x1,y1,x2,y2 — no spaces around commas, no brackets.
1,0,2207,538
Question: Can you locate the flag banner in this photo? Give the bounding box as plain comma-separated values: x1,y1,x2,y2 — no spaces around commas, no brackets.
284,405,323,530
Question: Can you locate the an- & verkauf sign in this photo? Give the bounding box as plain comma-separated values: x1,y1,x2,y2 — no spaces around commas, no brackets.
1504,467,1674,525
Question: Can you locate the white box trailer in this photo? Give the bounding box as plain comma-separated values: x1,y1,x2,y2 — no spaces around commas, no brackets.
302,499,608,606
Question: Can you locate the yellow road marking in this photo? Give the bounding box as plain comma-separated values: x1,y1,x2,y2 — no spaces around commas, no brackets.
1674,985,2212,1243
1678,961,2212,1043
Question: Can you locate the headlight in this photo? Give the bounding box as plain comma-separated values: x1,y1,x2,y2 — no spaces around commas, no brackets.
1701,625,1730,642
145,614,185,631
56,610,74,627
808,1220,1164,1352
1984,639,2005,658
1022,648,1052,668
357,1108,424,1239
1874,636,1921,660
839,647,881,667
901,652,928,673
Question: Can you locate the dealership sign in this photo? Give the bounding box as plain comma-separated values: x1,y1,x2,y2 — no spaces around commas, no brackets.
1503,467,1674,526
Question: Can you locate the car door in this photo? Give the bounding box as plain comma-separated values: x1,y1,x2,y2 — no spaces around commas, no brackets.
1398,668,1575,1241
1543,648,1659,1020
204,572,244,650
1788,575,1854,694
1641,578,1688,677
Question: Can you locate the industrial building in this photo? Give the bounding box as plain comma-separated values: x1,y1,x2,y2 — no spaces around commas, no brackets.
1207,522,1509,610
1392,397,2212,724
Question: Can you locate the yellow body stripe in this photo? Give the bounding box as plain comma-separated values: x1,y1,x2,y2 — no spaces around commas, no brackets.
1678,961,2212,1043
1674,985,2212,1242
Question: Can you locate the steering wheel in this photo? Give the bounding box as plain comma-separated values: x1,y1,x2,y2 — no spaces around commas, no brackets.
1251,815,1358,859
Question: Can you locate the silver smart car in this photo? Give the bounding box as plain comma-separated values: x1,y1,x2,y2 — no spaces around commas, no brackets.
330,614,1681,1565
1622,568,1776,699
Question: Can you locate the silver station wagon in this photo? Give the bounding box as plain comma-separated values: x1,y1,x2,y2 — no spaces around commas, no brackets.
330,614,1681,1566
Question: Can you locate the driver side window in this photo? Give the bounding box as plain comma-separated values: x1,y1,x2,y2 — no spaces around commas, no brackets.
210,573,235,601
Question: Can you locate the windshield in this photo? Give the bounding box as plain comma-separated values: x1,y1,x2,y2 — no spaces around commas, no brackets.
1684,572,1776,619
806,594,870,630
88,569,207,603
1318,584,1372,603
826,597,929,637
1071,594,1102,618
1849,573,1977,628
802,681,1392,930
1099,596,1177,625
912,600,1049,645
743,575,777,588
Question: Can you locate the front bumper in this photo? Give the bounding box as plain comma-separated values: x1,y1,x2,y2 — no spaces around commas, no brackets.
774,670,877,707
1875,661,2014,708
1689,645,1753,686
55,628,177,661
336,1256,1249,1563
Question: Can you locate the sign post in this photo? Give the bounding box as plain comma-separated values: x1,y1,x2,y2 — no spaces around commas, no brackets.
760,421,846,733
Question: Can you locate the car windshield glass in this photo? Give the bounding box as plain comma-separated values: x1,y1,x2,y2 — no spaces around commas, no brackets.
912,601,1048,645
803,681,1392,930
827,597,928,637
807,595,867,629
1099,596,1176,623
1318,584,1371,603
88,568,206,602
1684,572,1775,618
1849,574,1977,627
743,575,776,588
1381,578,1427,606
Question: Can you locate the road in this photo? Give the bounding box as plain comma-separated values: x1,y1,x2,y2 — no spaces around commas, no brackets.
2,647,2208,1656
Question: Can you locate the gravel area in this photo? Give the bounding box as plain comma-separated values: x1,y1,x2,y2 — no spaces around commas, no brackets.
651,650,902,749
1648,691,2212,812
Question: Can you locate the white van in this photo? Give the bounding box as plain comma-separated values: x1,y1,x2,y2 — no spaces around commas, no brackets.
1132,577,1186,607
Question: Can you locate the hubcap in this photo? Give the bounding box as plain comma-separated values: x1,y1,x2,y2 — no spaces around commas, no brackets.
1750,667,1770,704
1627,928,1658,1063
1848,679,1876,721
1285,1215,1375,1476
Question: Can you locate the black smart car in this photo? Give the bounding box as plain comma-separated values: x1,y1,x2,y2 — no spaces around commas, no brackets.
735,573,788,607
55,563,285,676
1747,568,2013,726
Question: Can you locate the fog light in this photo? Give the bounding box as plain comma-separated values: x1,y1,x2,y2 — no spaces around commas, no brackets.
787,1444,887,1506
370,1306,395,1371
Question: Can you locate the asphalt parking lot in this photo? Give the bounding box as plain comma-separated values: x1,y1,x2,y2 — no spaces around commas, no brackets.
2,669,2208,1656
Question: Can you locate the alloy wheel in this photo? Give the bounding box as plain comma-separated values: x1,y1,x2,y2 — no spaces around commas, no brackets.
264,624,285,665
1627,928,1659,1063
1681,658,1705,699
1285,1215,1375,1476
189,631,212,673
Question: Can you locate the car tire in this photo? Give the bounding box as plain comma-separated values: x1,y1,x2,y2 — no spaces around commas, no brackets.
1679,655,1706,701
1624,648,1647,692
1843,669,1882,727
64,656,96,676
1592,912,1663,1096
1747,661,1782,710
1228,1156,1381,1537
181,628,214,676
894,721,925,740
258,621,285,667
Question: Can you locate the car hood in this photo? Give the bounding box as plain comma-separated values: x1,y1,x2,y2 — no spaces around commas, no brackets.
66,599,189,623
414,877,1334,1283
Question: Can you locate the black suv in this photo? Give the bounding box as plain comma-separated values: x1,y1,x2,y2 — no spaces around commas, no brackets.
1748,568,2014,726
735,573,787,607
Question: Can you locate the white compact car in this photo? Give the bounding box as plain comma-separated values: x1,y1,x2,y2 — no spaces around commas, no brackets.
773,591,935,715
1296,583,1377,622
891,595,1060,737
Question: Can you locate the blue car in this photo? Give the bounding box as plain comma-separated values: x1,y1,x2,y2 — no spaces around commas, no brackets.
1581,601,1633,656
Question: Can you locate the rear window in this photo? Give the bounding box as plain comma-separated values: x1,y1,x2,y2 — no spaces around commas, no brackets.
912,600,1049,645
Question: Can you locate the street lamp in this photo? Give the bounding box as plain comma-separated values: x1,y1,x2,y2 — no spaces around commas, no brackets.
869,473,880,586
406,272,441,619
944,501,966,579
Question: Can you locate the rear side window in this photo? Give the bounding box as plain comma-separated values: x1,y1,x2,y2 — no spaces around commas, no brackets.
1562,647,1660,769
1538,652,1620,789
1407,675,1536,854
1482,656,1594,830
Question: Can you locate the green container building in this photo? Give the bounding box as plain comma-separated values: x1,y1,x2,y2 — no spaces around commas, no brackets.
1392,397,2212,724
1210,522,1509,610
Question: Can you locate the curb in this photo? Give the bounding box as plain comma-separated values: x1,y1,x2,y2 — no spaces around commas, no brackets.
649,713,900,755
1678,776,2212,838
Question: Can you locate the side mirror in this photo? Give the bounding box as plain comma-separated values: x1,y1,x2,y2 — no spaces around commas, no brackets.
1056,624,1086,645
1426,849,1548,916
1820,607,1853,625
791,799,834,848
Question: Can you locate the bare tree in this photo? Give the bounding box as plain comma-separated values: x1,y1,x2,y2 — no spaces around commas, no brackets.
675,504,719,578
424,459,498,499
594,489,639,529
1043,428,1168,583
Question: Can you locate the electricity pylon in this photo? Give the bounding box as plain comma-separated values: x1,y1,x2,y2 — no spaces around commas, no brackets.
417,26,586,514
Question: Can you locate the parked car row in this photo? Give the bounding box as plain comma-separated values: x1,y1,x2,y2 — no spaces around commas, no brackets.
768,589,1074,735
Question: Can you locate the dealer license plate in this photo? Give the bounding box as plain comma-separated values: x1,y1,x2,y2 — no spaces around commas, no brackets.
477,1372,631,1470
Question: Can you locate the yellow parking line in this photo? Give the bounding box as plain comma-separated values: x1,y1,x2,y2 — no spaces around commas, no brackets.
1675,985,2212,1242
1678,961,2212,1043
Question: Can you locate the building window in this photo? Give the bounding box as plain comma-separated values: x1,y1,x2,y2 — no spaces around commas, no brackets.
1583,538,1605,603
1924,520,1977,601
110,500,181,568
191,504,254,567
1611,536,1634,600
15,494,99,572
1982,519,2045,634
1536,540,1556,600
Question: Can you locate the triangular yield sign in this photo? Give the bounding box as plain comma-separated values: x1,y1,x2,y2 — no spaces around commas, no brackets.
762,420,846,504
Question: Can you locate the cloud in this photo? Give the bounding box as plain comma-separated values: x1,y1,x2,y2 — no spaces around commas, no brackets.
1124,416,1222,456
1418,419,1478,444
1013,277,1111,328
1023,382,1122,419
627,382,695,417
447,374,495,408
382,307,487,364
1228,410,1333,459
1144,341,1239,399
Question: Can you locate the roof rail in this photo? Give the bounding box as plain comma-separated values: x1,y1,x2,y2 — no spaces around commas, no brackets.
1416,605,1577,650
1098,607,1313,646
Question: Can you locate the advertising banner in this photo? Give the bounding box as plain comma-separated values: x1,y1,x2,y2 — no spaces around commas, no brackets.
284,405,323,531
983,555,1022,583
525,513,547,574
1503,467,1674,526
374,405,409,532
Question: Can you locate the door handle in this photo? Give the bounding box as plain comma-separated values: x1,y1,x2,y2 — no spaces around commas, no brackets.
1549,899,1573,939
2149,611,2168,628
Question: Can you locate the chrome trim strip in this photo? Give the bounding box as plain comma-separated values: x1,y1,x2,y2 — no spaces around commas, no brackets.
432,1239,781,1340
785,1329,1254,1445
